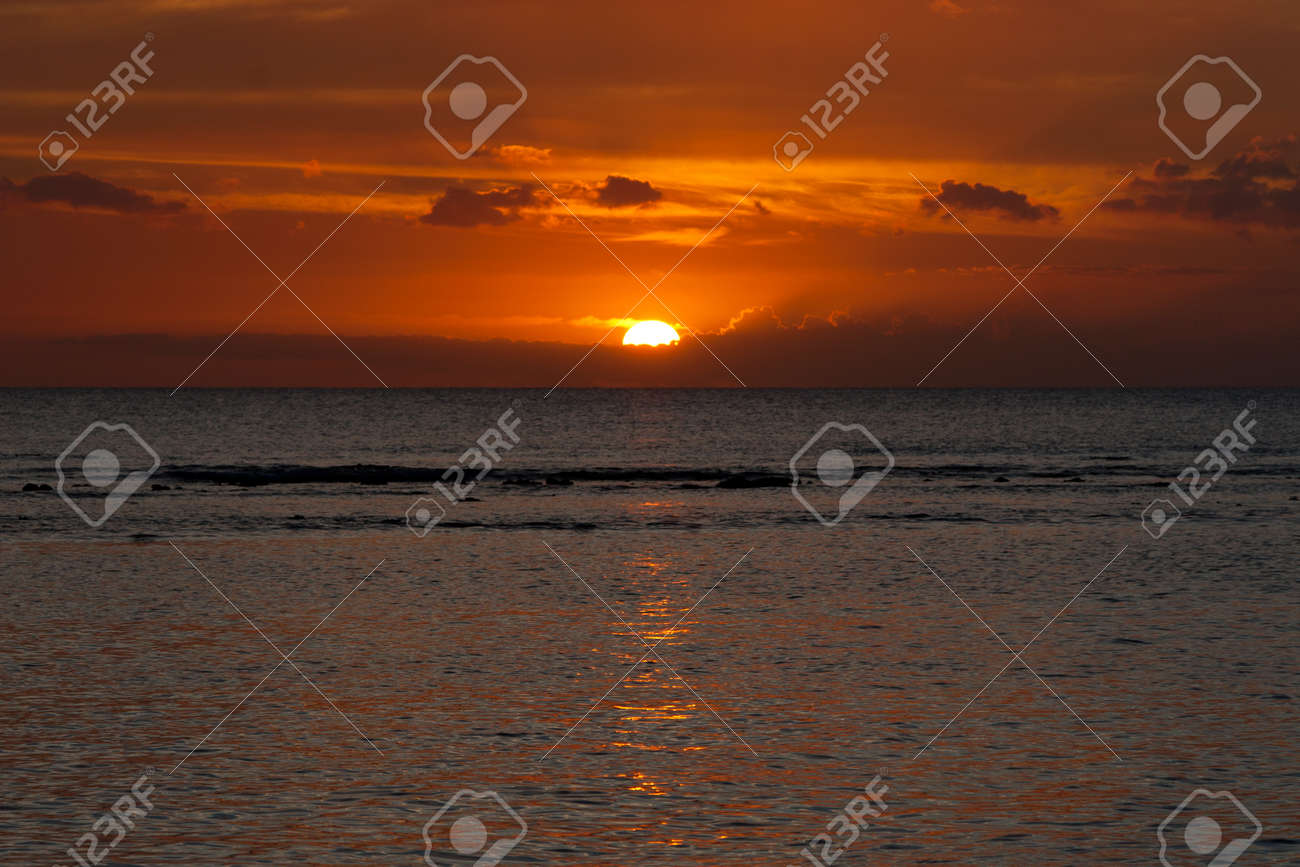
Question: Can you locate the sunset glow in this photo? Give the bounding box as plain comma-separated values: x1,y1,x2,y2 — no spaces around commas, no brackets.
1,0,1296,389
4,4,1296,865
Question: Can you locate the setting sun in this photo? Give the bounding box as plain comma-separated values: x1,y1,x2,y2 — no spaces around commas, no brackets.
622,320,680,347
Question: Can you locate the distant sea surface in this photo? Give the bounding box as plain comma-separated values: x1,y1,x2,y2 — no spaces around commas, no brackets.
1,388,1296,865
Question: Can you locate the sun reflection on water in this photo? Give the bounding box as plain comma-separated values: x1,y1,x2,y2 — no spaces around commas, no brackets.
619,771,671,796
577,550,736,754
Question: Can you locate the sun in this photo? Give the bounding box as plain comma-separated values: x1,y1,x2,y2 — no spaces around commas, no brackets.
622,320,680,346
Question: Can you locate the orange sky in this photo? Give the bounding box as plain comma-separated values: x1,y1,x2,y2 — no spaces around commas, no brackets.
2,0,1298,386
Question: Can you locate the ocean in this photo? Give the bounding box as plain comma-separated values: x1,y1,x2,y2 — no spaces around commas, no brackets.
2,388,1296,865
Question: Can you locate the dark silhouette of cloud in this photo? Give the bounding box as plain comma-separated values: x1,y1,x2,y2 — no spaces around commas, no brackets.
595,175,662,208
419,184,545,227
920,179,1060,221
1153,159,1190,179
0,172,184,214
10,287,1297,387
1213,136,1297,181
1106,136,1300,228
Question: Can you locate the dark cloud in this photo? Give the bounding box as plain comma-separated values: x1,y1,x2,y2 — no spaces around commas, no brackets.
1153,159,1190,179
1213,136,1298,181
1105,136,1300,228
16,288,1297,387
919,179,1059,221
0,172,184,214
419,184,544,228
594,175,662,208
